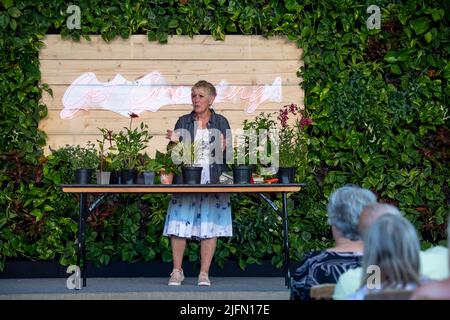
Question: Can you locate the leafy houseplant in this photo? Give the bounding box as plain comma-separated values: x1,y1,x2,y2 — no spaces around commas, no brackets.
61,143,99,184
169,140,204,184
113,113,153,184
155,149,180,184
96,128,115,184
276,103,312,183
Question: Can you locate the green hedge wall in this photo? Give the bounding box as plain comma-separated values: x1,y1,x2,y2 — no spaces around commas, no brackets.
0,0,449,271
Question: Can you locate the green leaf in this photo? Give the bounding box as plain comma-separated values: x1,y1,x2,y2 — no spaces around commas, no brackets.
410,17,430,35
7,6,21,18
0,12,10,28
390,64,401,75
168,19,178,29
9,18,16,30
424,31,432,43
1,0,13,9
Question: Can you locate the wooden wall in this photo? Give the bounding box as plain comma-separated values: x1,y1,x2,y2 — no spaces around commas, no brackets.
39,35,303,156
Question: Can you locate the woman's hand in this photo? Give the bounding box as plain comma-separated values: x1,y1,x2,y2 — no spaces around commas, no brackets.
166,129,179,143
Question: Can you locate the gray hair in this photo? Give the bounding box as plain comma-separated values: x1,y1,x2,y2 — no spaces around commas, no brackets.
361,214,421,288
192,80,217,97
327,186,377,241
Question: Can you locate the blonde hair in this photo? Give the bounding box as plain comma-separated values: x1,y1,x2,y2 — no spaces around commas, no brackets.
361,214,421,288
192,80,217,97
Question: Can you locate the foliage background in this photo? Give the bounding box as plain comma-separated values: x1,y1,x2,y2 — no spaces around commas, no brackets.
0,0,449,271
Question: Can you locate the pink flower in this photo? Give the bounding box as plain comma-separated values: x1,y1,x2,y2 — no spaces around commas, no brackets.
300,117,313,129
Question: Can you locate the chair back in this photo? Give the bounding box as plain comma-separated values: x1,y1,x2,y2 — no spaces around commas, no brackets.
364,289,413,300
310,283,336,300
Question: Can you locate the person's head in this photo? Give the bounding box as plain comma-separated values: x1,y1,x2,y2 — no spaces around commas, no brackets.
357,203,402,237
191,80,216,115
361,213,421,288
327,185,377,241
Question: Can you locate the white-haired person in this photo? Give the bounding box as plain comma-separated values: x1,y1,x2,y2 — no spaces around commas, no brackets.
333,203,449,299
349,213,424,299
411,215,450,300
290,185,377,300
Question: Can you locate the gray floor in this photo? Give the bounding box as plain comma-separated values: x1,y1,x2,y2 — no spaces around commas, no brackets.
0,277,290,300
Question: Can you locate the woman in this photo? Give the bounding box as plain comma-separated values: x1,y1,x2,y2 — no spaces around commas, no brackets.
163,80,232,286
290,185,376,300
350,213,423,299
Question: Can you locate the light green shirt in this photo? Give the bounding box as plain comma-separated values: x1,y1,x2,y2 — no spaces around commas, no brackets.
333,246,449,300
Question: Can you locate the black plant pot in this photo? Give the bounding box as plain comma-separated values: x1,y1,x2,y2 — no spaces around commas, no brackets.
173,173,183,184
233,165,253,184
120,169,136,185
110,171,121,184
75,168,93,184
277,167,296,184
182,166,202,184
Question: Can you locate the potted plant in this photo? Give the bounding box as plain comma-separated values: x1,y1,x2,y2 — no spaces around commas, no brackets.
96,128,115,184
275,103,312,183
230,131,256,184
171,140,203,184
136,153,159,185
155,149,180,185
68,143,99,184
113,113,153,184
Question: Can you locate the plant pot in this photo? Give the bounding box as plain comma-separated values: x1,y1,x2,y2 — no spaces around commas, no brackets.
160,171,174,185
277,167,296,183
120,169,136,185
182,166,203,184
232,165,253,184
143,171,155,184
75,168,93,184
173,173,183,184
110,171,121,184
96,171,111,184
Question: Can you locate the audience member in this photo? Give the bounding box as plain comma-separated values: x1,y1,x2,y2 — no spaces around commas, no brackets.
411,216,450,300
349,213,423,299
333,203,449,299
290,185,376,300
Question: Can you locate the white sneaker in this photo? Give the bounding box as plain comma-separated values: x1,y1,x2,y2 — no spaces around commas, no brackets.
168,269,184,286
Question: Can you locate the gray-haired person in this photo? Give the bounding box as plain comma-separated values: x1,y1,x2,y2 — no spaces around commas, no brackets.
290,185,377,300
350,213,422,299
333,203,449,299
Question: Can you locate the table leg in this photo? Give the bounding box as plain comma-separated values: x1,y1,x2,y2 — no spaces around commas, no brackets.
78,193,88,287
281,192,291,288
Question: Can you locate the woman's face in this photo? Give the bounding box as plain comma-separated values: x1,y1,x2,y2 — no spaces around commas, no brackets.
191,87,214,114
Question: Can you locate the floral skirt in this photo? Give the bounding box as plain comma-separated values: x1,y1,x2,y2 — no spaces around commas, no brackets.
163,193,233,239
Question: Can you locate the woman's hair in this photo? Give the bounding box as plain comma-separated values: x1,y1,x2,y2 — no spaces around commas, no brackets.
361,214,421,288
327,185,377,241
192,80,217,97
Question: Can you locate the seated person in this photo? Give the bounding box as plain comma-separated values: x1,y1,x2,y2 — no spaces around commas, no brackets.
411,215,450,300
290,185,376,300
333,203,449,300
349,213,424,299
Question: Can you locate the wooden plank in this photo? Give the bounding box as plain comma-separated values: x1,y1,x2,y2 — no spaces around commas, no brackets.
40,35,302,60
61,185,302,193
40,60,301,85
42,85,304,111
39,110,300,135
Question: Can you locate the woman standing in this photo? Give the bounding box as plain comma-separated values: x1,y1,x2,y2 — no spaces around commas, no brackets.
163,80,232,286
